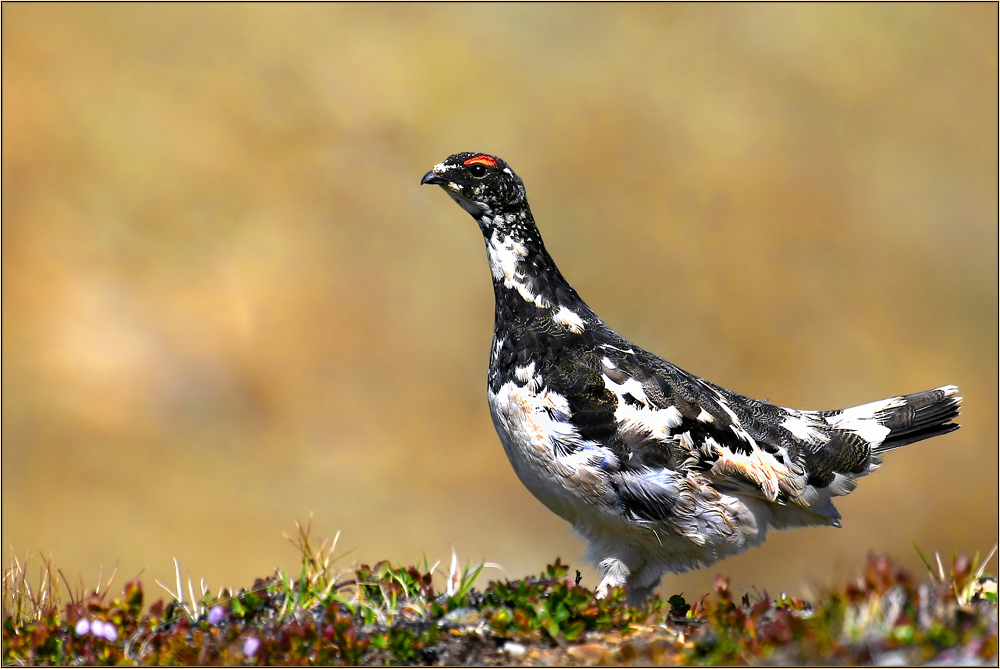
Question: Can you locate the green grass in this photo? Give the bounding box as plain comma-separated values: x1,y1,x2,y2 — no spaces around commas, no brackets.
3,522,996,665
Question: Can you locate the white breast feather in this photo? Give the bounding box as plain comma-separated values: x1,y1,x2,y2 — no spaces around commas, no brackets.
488,376,618,521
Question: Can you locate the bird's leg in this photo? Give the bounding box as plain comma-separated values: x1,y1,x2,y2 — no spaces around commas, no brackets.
594,556,630,600
624,562,668,605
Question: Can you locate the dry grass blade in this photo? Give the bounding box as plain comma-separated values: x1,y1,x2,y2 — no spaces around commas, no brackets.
973,544,997,581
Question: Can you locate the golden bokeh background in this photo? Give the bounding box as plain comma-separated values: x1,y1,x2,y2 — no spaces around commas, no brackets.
3,4,997,601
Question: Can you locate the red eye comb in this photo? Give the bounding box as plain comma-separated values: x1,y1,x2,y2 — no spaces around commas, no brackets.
463,155,498,168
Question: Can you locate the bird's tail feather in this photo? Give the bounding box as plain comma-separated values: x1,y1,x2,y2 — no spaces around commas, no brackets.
872,385,961,453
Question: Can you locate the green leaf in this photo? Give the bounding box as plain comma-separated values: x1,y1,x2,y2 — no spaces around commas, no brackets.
563,619,586,641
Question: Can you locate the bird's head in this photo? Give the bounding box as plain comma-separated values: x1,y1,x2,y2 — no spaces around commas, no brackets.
420,153,527,223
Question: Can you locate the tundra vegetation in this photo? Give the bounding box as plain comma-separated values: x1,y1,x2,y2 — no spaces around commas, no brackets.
3,523,996,666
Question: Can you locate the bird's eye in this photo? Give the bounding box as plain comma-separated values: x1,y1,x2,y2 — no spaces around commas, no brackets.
469,164,488,178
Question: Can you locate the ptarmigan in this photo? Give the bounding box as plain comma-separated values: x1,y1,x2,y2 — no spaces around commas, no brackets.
420,152,961,604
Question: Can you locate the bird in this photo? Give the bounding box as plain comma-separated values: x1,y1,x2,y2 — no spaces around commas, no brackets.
420,152,961,605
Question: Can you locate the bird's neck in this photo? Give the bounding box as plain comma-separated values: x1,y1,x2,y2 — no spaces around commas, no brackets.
478,207,589,333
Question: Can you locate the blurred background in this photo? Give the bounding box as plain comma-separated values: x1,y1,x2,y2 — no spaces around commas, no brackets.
3,4,997,603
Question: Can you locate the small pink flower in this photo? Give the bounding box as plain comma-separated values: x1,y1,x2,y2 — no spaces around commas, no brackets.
74,618,90,636
208,605,225,625
243,635,260,657
86,619,118,642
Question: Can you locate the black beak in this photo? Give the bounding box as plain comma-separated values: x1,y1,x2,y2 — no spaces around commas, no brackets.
420,170,446,186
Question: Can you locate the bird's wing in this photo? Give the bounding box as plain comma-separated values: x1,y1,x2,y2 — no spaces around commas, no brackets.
551,335,870,523
536,322,945,531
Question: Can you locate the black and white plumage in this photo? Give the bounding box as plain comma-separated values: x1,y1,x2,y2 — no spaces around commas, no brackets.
420,152,961,604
